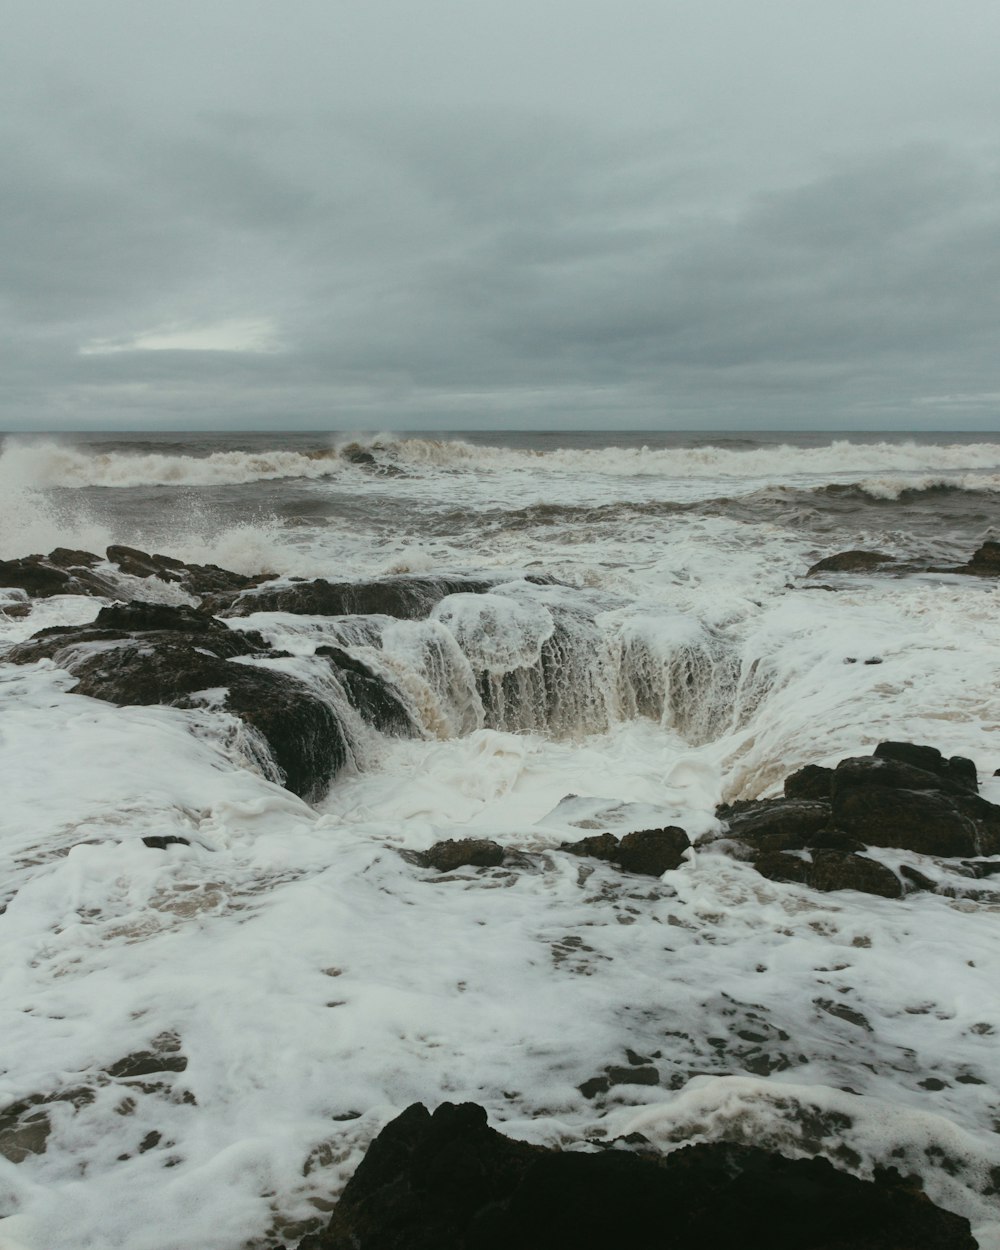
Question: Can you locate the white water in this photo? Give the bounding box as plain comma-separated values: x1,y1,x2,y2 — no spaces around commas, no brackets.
1,433,1000,1249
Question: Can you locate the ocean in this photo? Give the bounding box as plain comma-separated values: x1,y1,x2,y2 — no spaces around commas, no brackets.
1,429,1000,1248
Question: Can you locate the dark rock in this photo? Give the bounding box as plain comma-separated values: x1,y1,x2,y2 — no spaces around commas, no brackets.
873,742,978,793
298,1100,977,1250
605,1065,660,1086
616,827,689,875
141,836,191,850
6,603,377,801
832,785,979,857
417,839,505,872
213,573,497,620
899,865,938,893
561,832,620,862
947,540,1000,577
806,550,896,576
105,544,269,599
834,755,977,801
315,646,414,736
47,547,100,569
961,859,1000,878
560,828,689,876
754,850,903,898
719,799,832,850
0,1087,95,1163
0,552,119,599
344,449,377,466
784,764,835,801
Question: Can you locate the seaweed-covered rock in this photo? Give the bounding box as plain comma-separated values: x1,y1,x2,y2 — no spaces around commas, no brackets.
293,1100,976,1250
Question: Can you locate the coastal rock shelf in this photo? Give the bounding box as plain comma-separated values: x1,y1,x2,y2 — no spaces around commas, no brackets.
275,1101,977,1250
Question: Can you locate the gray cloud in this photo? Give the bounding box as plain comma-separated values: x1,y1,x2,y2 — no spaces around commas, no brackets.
2,1,1000,430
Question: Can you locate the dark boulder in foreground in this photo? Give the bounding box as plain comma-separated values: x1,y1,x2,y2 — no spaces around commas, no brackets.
562,826,690,876
7,602,414,801
288,1101,976,1250
0,549,120,599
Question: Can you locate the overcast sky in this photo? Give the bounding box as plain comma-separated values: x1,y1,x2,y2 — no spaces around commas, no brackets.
3,0,1000,431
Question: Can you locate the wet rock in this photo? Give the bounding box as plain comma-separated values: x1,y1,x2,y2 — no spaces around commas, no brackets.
0,1088,95,1163
873,741,978,793
754,850,903,899
315,645,415,736
561,832,620,862
719,799,832,850
833,755,978,801
0,551,119,599
294,1100,977,1250
806,550,896,576
212,573,497,619
832,786,978,858
7,603,355,800
616,827,689,875
560,828,690,876
141,835,191,850
417,839,505,872
944,540,1000,577
784,764,834,801
105,544,270,599
343,449,377,466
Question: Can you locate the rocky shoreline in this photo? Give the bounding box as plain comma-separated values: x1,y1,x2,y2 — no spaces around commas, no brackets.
3,544,1000,1247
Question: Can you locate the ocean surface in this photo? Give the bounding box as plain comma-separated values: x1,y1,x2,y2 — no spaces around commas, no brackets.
2,429,1000,1248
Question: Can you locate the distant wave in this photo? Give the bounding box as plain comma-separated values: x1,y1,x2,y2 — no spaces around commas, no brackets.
5,434,1000,492
0,439,346,488
352,434,1000,481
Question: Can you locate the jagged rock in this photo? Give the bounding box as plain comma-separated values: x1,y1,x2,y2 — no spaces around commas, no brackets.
0,545,270,606
7,602,416,801
806,550,896,576
561,828,689,876
0,551,119,599
211,573,497,619
417,839,505,872
105,544,270,599
873,741,978,793
784,764,835,800
141,835,191,850
616,827,689,875
754,850,903,898
292,1101,976,1250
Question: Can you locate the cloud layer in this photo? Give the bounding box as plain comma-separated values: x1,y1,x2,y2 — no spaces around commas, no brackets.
3,0,1000,430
